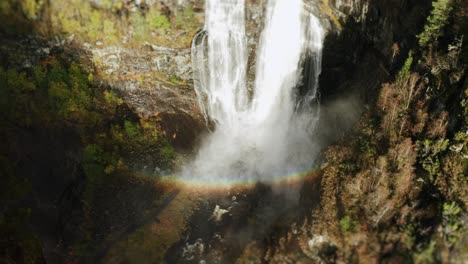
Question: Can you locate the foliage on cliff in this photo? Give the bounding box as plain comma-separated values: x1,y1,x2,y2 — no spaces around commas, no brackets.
257,0,467,263
0,0,202,48
0,48,176,262
418,0,454,47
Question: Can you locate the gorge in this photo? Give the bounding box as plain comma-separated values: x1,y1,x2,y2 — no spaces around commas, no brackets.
0,0,466,263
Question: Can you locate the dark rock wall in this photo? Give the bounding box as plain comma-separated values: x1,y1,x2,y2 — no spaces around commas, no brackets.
316,0,432,145
321,0,432,100
1,125,84,262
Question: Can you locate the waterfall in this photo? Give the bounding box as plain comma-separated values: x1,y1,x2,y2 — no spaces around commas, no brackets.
185,0,324,182
191,0,248,127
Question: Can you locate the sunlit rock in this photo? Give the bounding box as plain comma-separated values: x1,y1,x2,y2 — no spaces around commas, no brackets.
210,205,229,222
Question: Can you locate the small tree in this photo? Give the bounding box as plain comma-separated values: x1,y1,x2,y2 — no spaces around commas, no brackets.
418,0,454,47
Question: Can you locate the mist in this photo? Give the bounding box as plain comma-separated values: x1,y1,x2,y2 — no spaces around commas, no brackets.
179,0,325,183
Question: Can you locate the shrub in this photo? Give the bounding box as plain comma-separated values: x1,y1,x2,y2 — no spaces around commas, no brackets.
175,7,196,29
124,120,140,138
340,216,355,232
82,144,106,204
103,90,123,108
462,84,468,124
47,63,93,120
33,64,47,89
103,19,118,43
20,0,44,20
0,1,12,16
442,202,463,245
99,0,114,10
47,80,71,115
398,51,414,84
169,75,184,85
358,136,376,158
88,10,103,40
0,67,37,125
416,139,449,182
414,240,436,264
130,12,147,43
159,144,175,166
147,11,170,31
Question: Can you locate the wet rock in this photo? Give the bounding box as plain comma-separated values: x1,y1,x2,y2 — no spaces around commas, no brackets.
307,235,327,254
66,34,76,45
304,235,337,262
41,47,50,55
210,205,229,222
182,238,205,261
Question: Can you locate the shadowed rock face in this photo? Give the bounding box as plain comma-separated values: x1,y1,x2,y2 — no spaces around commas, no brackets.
315,0,432,147
321,0,432,100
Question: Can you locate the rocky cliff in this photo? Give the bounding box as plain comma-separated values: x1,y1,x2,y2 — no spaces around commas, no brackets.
0,0,431,148
0,0,466,263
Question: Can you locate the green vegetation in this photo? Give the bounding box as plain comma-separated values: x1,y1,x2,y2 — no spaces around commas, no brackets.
0,61,103,126
462,84,468,123
148,11,170,31
339,216,355,232
175,7,196,28
442,202,463,245
416,139,449,182
414,241,436,264
130,11,147,43
418,0,454,47
169,75,185,85
0,0,203,48
159,145,176,165
0,1,12,16
0,56,173,163
397,51,414,84
124,120,140,138
20,0,44,20
103,90,123,106
0,51,176,261
357,135,377,159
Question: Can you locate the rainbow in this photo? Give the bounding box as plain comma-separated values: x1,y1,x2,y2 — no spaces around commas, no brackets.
158,166,323,192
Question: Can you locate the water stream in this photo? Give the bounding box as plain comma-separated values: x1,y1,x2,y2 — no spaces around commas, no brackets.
183,0,324,183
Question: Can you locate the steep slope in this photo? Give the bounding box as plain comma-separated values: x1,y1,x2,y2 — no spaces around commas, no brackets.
0,0,466,263
241,1,468,262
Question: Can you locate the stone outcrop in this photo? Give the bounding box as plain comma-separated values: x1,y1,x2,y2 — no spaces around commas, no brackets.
91,45,196,115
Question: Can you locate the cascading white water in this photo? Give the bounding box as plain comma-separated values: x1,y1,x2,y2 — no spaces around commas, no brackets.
184,0,324,183
191,0,249,127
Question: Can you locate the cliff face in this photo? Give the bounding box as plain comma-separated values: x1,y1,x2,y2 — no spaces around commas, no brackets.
93,0,432,148
0,0,432,150
1,0,466,263
321,0,431,97
315,0,433,146
253,1,468,263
